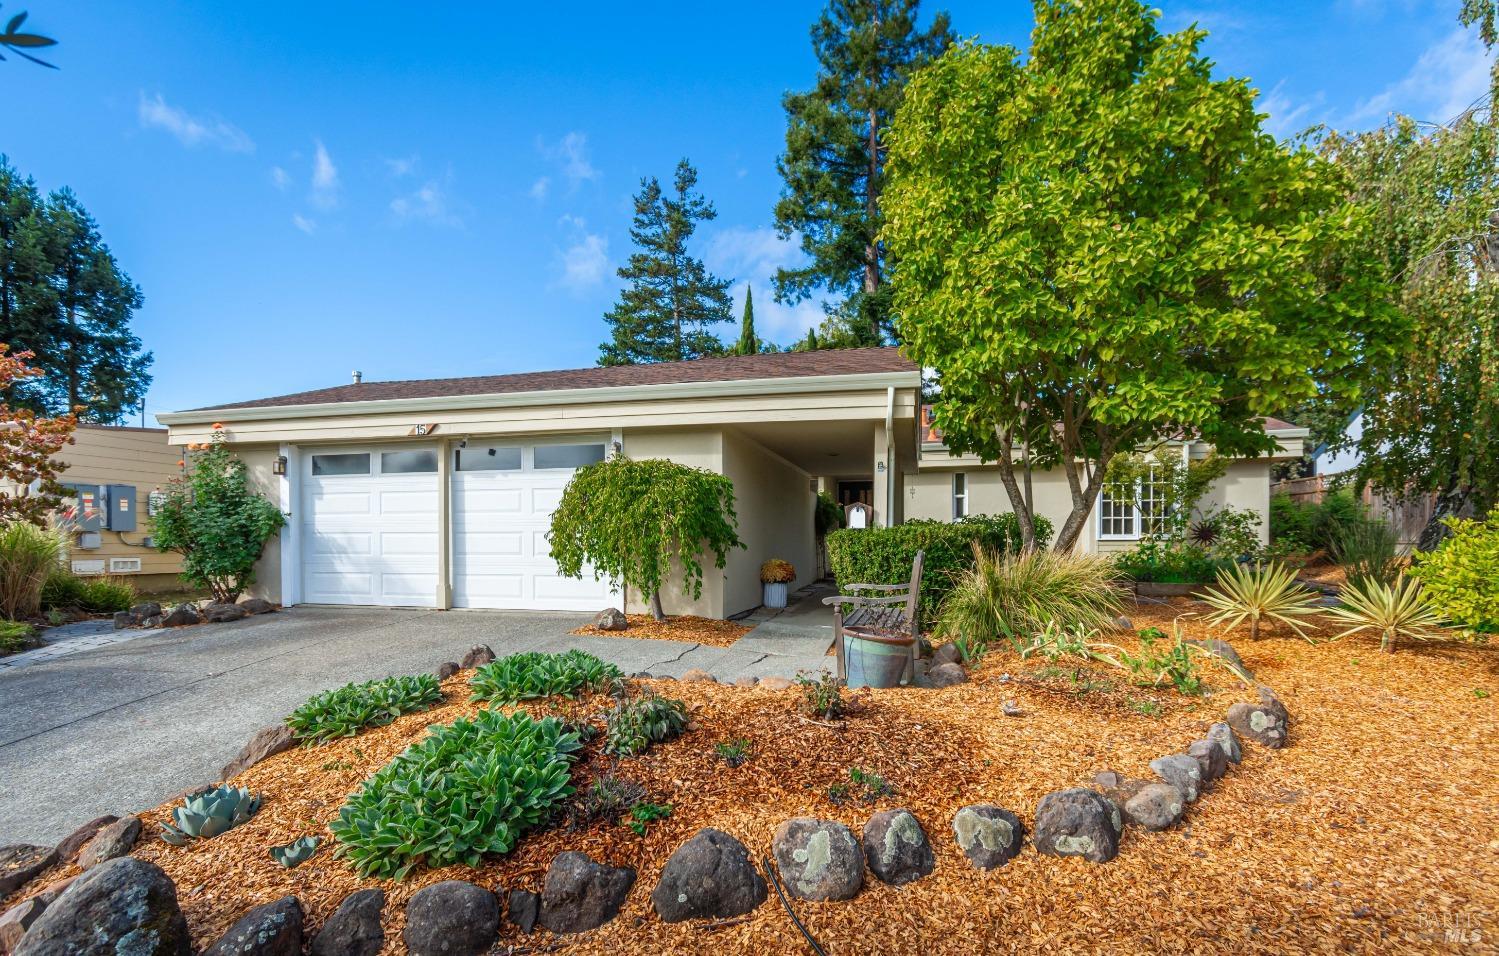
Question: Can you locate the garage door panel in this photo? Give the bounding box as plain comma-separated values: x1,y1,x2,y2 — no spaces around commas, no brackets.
309,491,374,515
380,489,439,515
379,531,439,556
453,572,525,603
534,573,613,601
305,530,374,557
531,487,565,512
455,531,524,556
380,571,439,603
305,570,376,602
456,487,524,515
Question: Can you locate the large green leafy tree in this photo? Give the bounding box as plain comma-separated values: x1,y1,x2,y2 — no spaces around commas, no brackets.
773,0,952,347
883,1,1398,553
599,159,733,366
0,158,152,422
548,456,743,621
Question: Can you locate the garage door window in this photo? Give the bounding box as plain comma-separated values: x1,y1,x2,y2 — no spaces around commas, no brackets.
311,452,370,476
456,446,522,471
534,443,606,470
381,449,438,474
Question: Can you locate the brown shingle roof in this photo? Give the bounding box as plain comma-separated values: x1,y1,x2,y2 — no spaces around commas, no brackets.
191,347,917,412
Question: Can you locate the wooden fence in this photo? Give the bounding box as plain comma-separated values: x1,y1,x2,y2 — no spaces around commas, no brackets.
1271,475,1435,549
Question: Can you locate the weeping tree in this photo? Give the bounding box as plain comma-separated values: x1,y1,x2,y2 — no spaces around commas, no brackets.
883,0,1398,552
548,456,743,621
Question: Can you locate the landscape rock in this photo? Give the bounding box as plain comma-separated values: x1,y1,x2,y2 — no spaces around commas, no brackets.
14,857,190,956
142,614,163,628
679,668,716,683
1188,738,1228,783
1091,771,1150,805
593,607,628,631
113,610,134,630
1150,754,1204,803
862,809,934,885
54,816,118,863
771,818,864,901
161,604,201,627
310,888,384,956
1113,615,1134,631
34,878,76,907
926,662,967,688
402,881,498,956
506,889,539,934
1032,789,1123,863
459,645,496,668
1002,699,1022,717
1226,687,1290,749
931,642,963,667
1123,783,1187,831
1187,638,1251,678
758,676,794,691
651,828,767,922
221,724,297,779
0,898,47,955
0,846,56,897
732,676,758,687
1208,722,1243,764
237,597,276,615
952,805,1025,869
538,851,635,934
202,602,249,624
130,602,162,621
77,816,140,870
433,661,460,680
204,895,303,956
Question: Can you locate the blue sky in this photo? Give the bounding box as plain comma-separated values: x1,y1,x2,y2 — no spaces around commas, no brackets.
4,1,1493,422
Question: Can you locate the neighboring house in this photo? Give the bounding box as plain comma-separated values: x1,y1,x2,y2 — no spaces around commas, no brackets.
53,424,186,590
1311,410,1363,477
157,347,1302,617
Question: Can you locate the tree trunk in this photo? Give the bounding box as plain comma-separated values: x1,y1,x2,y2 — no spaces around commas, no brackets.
1416,484,1478,552
992,426,1037,551
649,589,666,622
1053,446,1117,554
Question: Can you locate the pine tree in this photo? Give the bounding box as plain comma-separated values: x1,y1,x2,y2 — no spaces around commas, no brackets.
732,286,759,356
773,0,952,346
599,159,734,365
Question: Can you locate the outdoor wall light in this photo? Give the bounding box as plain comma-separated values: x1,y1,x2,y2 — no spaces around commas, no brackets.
272,455,288,476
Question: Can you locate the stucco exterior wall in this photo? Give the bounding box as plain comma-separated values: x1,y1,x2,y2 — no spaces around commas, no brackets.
720,428,816,617
235,444,285,604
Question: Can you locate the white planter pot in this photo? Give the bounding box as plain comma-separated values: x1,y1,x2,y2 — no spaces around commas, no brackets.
763,581,788,608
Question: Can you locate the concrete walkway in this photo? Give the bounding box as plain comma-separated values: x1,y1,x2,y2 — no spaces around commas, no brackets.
0,604,831,846
0,619,152,672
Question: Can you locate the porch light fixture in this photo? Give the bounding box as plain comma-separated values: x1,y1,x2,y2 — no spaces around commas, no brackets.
272,455,288,476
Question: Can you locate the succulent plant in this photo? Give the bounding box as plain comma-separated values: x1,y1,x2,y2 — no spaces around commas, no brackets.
269,835,320,868
160,784,261,845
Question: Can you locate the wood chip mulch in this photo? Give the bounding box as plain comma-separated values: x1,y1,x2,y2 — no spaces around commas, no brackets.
10,601,1498,954
571,614,751,648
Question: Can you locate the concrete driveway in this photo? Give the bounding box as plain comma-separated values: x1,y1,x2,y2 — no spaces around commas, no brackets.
0,606,830,846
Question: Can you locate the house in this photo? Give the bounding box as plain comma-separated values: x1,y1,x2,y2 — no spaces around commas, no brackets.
157,347,1302,617
52,424,186,590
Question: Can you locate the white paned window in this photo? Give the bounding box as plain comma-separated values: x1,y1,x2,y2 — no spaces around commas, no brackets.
311,453,370,476
534,443,606,470
1098,463,1171,541
455,446,522,471
381,450,438,474
952,473,969,519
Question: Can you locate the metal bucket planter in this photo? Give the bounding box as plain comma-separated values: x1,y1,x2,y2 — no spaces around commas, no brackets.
843,626,914,689
763,582,789,608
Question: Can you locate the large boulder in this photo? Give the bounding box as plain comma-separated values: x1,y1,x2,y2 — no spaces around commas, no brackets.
459,645,496,668
862,809,934,885
14,857,190,956
1090,771,1150,806
926,663,967,688
1032,789,1123,863
593,608,628,631
1227,687,1290,749
1187,738,1228,784
538,852,635,934
204,896,303,956
161,604,201,628
0,846,56,897
402,881,498,956
77,816,140,870
238,598,277,615
310,889,384,956
0,898,47,954
951,805,1025,870
433,661,460,680
650,828,766,922
221,724,297,779
1208,722,1243,765
54,816,117,864
771,819,863,902
1150,754,1204,803
1123,783,1187,831
931,643,963,667
506,890,539,935
202,603,249,624
1186,638,1251,678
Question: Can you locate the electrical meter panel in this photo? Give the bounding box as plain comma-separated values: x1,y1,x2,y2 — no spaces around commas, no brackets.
107,484,137,532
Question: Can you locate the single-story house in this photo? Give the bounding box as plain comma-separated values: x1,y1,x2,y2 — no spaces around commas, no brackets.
158,348,1304,617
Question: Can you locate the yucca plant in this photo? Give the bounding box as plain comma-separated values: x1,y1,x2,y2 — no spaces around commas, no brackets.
1199,562,1322,642
160,785,261,845
937,545,1128,653
1325,573,1444,653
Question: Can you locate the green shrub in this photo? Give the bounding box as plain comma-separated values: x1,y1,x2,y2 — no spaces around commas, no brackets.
0,620,35,654
795,670,846,720
331,710,582,879
936,547,1127,650
1270,489,1366,553
1411,509,1499,631
287,674,445,743
1114,537,1232,583
39,571,87,611
826,513,1052,626
0,521,66,619
79,577,136,614
602,694,689,756
469,650,623,704
1332,518,1402,590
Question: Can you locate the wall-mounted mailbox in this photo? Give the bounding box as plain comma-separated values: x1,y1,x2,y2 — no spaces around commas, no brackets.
107,484,137,532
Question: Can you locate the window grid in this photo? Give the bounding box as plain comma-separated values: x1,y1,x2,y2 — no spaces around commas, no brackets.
1098,463,1172,540
952,473,968,519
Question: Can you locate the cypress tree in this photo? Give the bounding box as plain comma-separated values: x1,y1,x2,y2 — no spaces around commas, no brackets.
732,286,759,355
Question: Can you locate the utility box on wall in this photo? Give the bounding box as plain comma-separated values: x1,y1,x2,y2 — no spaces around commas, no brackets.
61,483,105,533
107,484,137,532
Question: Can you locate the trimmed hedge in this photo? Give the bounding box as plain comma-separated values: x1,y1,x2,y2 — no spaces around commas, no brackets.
826,514,1052,627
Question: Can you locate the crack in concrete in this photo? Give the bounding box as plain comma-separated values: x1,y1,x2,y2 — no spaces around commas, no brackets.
645,643,702,670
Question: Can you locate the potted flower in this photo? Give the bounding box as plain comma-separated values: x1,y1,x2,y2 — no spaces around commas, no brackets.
760,558,796,608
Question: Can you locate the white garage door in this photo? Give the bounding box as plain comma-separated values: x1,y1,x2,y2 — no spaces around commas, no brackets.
301,447,440,607
451,440,617,611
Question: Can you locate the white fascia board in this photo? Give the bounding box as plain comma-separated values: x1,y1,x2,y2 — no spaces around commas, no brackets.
157,370,922,427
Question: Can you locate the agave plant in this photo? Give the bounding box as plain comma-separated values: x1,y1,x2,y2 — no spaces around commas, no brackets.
160,785,261,845
269,835,321,868
1199,562,1321,642
1324,573,1444,653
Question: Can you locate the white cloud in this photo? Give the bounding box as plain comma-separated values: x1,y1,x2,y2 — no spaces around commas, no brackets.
1347,27,1496,127
137,92,253,152
310,140,339,209
291,213,316,235
270,166,291,191
385,155,419,177
529,176,551,201
536,132,600,195
390,176,464,227
1258,81,1328,141
705,226,826,341
554,215,610,291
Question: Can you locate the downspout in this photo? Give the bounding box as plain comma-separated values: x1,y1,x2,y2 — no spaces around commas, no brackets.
885,386,895,527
